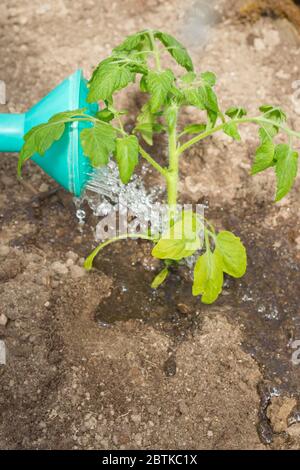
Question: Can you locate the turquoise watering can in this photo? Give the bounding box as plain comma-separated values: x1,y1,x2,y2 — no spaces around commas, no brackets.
0,70,98,196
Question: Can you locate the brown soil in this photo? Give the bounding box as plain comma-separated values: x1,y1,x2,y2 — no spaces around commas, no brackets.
1,0,300,450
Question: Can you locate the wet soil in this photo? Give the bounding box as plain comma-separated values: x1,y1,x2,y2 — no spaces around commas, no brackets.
0,0,300,450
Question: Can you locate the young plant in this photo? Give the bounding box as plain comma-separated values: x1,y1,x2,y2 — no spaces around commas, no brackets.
18,30,299,304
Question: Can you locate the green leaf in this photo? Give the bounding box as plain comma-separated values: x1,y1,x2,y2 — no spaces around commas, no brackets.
201,71,216,87
184,88,206,109
259,105,286,123
274,144,298,201
259,124,278,143
202,86,219,113
95,108,115,122
215,231,247,278
181,72,197,84
140,75,148,92
154,31,194,71
251,141,275,175
192,250,223,304
152,238,188,260
18,109,89,174
80,121,116,167
223,122,241,141
18,122,64,174
167,210,202,249
88,58,135,102
225,107,247,119
152,211,202,260
135,102,156,145
151,267,169,288
146,69,175,112
182,123,206,135
113,31,146,52
47,109,87,122
115,135,139,184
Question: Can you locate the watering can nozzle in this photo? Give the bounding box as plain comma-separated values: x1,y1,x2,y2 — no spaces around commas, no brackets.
0,70,98,196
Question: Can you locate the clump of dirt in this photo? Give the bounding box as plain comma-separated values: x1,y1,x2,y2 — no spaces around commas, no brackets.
226,0,300,32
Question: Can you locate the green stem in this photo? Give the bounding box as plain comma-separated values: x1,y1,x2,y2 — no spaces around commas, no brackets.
139,146,167,177
166,106,179,218
178,116,300,155
148,30,161,71
84,233,156,270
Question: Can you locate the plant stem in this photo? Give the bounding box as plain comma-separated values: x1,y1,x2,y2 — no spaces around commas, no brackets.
139,146,167,177
166,106,179,218
178,116,300,155
84,233,156,270
148,30,161,71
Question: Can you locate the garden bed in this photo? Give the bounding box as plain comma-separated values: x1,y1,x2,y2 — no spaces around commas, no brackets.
0,0,300,450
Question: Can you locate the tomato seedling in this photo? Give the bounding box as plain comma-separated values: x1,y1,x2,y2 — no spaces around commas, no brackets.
18,30,299,303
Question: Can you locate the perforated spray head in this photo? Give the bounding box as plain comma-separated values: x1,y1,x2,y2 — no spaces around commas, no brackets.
0,70,98,196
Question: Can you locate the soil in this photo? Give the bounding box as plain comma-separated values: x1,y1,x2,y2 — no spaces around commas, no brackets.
1,0,300,450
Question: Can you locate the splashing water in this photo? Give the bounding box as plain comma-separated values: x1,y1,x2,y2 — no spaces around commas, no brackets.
79,161,164,239
74,161,203,270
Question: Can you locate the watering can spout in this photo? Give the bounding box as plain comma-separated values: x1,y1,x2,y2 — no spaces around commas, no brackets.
0,113,25,152
0,70,98,196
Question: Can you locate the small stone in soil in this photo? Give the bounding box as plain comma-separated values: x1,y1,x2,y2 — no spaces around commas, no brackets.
70,265,86,279
177,303,191,315
66,251,79,262
51,261,69,275
0,314,8,326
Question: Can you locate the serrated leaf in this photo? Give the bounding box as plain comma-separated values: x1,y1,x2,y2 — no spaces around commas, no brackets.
202,86,219,113
18,109,89,174
113,31,146,52
88,59,135,102
251,141,275,175
146,69,175,112
215,231,247,278
223,122,241,141
259,124,278,143
182,123,206,135
184,88,206,109
140,75,148,92
48,109,87,123
259,105,286,123
80,122,116,167
274,144,298,201
18,122,65,174
154,31,194,71
225,107,247,119
151,267,169,288
181,72,197,84
115,135,139,184
201,71,216,87
134,123,154,145
135,102,155,145
192,250,223,304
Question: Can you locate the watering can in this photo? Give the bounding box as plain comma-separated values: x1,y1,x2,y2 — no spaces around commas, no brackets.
0,70,98,196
